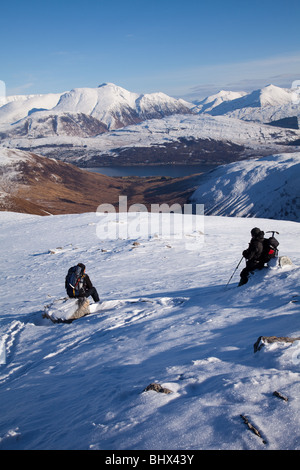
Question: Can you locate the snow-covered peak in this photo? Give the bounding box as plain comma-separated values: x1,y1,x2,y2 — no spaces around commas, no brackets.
198,89,247,105
0,83,192,131
205,84,299,123
258,84,294,107
55,83,139,114
53,84,189,121
215,85,294,113
194,90,247,113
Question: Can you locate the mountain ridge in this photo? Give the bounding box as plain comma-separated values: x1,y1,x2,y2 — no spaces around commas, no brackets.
0,82,299,167
197,84,300,124
0,83,192,134
1,83,298,131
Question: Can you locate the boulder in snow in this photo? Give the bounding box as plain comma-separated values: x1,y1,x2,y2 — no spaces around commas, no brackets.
254,335,300,353
143,383,173,394
43,297,90,323
278,256,293,268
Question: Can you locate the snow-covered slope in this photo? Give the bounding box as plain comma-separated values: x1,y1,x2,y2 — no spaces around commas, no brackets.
193,90,247,113
54,83,192,128
95,113,298,151
0,211,299,450
211,85,294,111
202,85,300,124
190,152,300,221
0,93,63,124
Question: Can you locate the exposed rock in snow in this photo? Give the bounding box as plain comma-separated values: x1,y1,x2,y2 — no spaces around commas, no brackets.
143,383,173,394
254,335,300,353
43,297,91,323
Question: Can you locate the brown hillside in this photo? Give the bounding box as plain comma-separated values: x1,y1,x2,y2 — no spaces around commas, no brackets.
0,149,202,215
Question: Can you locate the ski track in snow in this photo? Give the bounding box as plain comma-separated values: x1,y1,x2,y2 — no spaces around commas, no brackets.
0,211,299,450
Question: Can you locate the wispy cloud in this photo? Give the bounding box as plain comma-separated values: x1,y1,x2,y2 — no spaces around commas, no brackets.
51,50,70,56
7,82,35,95
172,53,300,100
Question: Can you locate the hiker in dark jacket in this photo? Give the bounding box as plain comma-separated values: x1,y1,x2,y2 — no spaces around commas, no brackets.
239,228,265,286
65,263,100,302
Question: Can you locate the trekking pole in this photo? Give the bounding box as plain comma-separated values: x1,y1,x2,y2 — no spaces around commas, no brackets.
226,256,243,287
266,230,279,237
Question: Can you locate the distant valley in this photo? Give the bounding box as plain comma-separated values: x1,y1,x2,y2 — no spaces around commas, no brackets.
0,148,203,215
0,82,300,217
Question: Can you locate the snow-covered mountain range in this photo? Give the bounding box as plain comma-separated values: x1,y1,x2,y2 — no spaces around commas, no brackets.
0,83,192,135
0,83,299,167
1,83,298,130
193,90,248,112
194,84,300,124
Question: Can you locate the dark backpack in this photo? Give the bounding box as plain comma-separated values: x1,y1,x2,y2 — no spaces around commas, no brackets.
261,236,279,263
65,265,84,298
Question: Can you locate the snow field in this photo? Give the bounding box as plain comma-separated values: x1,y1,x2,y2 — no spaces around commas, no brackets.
0,211,299,450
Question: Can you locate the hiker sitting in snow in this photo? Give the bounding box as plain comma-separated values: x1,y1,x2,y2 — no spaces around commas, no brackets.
65,263,100,303
239,227,265,286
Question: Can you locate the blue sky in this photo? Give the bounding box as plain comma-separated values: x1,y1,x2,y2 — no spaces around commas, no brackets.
1,0,300,100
